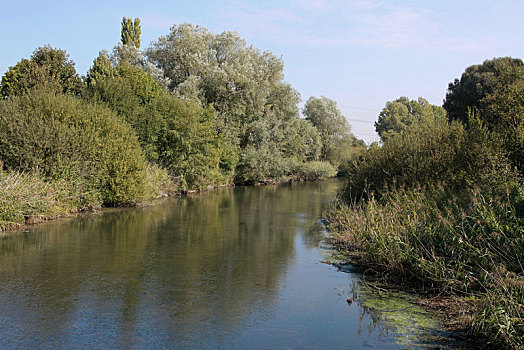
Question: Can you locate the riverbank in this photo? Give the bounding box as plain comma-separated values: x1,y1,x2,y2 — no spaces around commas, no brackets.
0,168,335,236
324,188,524,349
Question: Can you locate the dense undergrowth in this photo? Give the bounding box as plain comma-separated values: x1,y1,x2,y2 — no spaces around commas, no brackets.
326,111,524,347
326,185,524,348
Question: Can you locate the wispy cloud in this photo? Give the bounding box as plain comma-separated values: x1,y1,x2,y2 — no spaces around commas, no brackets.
349,3,489,52
217,1,490,53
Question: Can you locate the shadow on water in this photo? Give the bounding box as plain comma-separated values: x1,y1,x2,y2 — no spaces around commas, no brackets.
0,180,467,348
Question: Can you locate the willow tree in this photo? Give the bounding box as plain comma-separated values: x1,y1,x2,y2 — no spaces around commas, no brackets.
148,23,325,182
147,24,291,141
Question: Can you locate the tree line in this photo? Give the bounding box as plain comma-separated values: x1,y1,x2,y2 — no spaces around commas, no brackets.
0,18,364,228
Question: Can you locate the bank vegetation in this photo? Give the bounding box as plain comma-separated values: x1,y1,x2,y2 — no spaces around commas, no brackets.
0,18,364,230
326,58,524,348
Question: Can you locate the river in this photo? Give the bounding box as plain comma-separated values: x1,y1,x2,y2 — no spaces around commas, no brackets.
0,180,464,348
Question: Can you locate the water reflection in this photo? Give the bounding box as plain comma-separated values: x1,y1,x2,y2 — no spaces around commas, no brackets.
0,181,460,348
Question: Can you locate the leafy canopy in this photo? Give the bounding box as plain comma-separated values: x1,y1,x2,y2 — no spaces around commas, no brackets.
303,96,362,169
444,57,524,123
375,96,446,142
1,46,82,98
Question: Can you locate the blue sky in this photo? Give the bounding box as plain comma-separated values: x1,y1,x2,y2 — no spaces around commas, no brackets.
2,0,523,143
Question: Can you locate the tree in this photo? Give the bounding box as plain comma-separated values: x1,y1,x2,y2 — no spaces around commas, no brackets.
481,72,524,172
147,23,288,142
86,50,228,189
375,97,446,142
121,17,141,48
147,23,329,183
303,96,360,169
1,46,82,98
444,57,524,173
443,57,524,123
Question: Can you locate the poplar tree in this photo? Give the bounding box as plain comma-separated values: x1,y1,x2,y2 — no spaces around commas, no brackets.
121,17,141,48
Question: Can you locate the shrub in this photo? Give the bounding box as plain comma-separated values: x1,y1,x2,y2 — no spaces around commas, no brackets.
153,97,226,190
1,46,83,98
234,145,290,184
0,89,147,205
290,160,337,181
343,117,516,202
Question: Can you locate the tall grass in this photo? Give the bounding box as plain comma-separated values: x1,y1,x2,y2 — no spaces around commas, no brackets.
0,170,95,230
325,185,524,348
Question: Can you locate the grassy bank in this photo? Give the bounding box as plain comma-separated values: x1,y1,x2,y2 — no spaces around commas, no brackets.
0,164,178,232
0,160,336,233
324,80,524,347
325,181,524,348
325,186,524,348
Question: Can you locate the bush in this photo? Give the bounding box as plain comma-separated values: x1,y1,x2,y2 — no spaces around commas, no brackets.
343,118,517,202
1,46,83,98
330,110,524,347
0,89,148,205
234,148,337,184
290,160,337,181
234,145,290,184
153,97,226,190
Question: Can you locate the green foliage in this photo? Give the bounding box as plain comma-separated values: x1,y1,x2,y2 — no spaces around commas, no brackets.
148,24,291,143
333,68,524,346
375,96,447,142
303,96,363,169
289,160,337,181
234,152,336,184
343,116,516,202
121,17,141,49
444,57,524,175
290,118,323,161
0,89,147,205
234,145,290,184
234,113,326,183
444,57,524,123
87,56,227,189
86,52,114,86
87,58,167,160
1,46,83,98
480,69,524,174
154,97,226,190
148,24,341,184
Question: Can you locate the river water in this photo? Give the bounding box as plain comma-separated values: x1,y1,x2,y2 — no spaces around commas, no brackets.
0,180,463,349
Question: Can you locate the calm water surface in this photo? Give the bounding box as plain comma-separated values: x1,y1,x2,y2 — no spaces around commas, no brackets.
0,181,462,349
